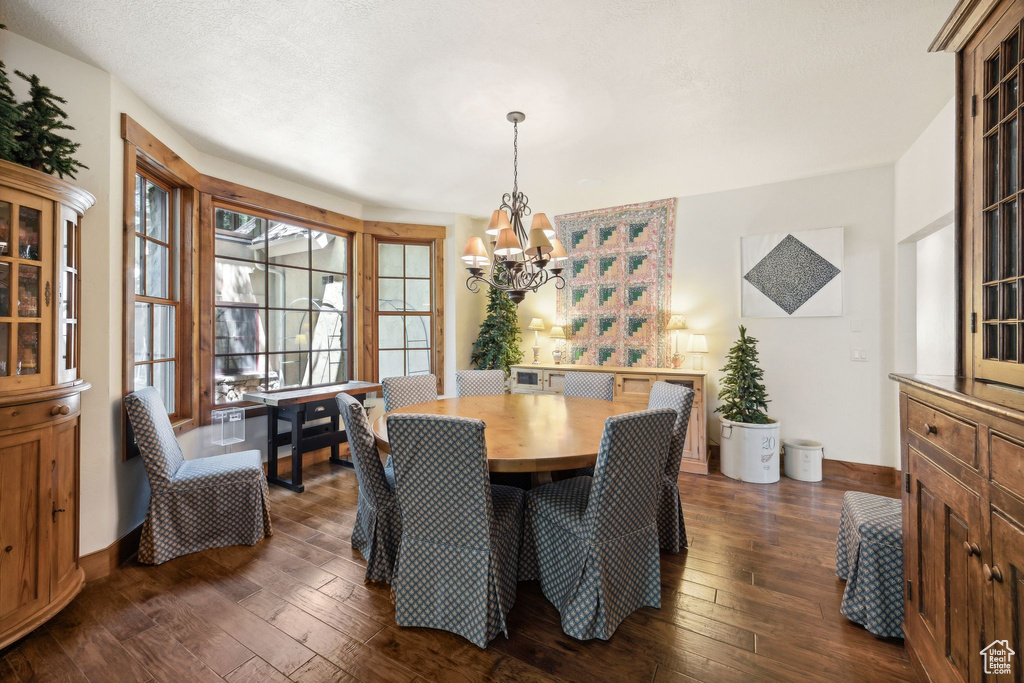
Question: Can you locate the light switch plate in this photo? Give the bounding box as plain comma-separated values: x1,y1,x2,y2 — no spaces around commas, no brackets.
851,348,868,362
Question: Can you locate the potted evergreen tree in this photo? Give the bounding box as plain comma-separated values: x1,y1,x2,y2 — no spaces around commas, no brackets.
470,280,523,380
715,325,780,483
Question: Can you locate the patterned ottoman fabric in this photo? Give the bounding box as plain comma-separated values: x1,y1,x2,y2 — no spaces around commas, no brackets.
124,387,272,565
520,408,676,640
835,491,904,638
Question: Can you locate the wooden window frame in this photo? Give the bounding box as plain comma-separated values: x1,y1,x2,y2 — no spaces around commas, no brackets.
198,177,363,423
122,116,200,458
361,222,446,394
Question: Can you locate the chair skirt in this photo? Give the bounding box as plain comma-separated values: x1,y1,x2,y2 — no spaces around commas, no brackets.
657,476,688,553
351,489,402,583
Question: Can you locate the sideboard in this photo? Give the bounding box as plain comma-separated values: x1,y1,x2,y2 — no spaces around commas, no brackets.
510,363,708,474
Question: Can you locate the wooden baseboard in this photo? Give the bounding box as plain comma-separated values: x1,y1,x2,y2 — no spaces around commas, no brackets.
80,524,142,582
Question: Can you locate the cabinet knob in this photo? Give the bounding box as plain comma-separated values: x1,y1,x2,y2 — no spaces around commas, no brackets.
51,404,70,416
962,541,980,557
983,563,1004,583
923,422,938,435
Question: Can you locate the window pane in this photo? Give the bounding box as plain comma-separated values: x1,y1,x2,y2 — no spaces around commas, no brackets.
378,243,404,277
379,316,404,349
134,363,151,392
135,302,151,361
215,306,263,356
986,210,1000,282
215,209,265,260
0,263,9,317
17,265,39,318
153,304,175,360
309,348,346,385
146,241,169,298
154,361,175,413
405,279,430,312
1004,200,1018,278
378,349,404,380
135,236,144,295
215,355,263,404
18,206,40,261
145,181,169,242
310,309,345,350
378,278,404,311
0,201,9,255
271,352,309,389
269,310,309,352
313,272,346,310
134,174,144,234
0,322,8,376
407,350,431,375
310,230,347,272
266,265,310,310
406,244,430,278
267,223,309,268
17,323,39,375
405,315,430,349
215,257,262,305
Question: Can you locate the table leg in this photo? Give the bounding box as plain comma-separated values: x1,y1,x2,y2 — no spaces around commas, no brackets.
530,471,553,488
290,408,305,492
329,415,345,465
267,407,279,480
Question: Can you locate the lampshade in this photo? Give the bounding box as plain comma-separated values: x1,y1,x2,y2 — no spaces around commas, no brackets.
531,213,556,239
528,318,545,331
549,325,566,339
526,226,553,256
666,314,687,331
548,238,568,262
493,227,523,256
462,236,489,266
485,209,506,236
687,333,708,353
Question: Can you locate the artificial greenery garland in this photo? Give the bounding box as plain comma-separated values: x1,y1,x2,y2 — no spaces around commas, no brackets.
715,325,772,424
470,275,524,377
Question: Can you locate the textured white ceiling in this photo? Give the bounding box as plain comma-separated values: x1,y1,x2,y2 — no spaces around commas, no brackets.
6,0,954,216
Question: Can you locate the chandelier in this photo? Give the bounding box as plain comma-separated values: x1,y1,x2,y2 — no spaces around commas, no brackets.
462,111,567,304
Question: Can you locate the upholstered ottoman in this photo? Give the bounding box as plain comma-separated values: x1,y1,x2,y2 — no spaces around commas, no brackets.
835,491,903,638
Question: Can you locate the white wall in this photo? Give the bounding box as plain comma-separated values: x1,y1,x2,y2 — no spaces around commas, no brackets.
916,224,956,375
518,167,898,467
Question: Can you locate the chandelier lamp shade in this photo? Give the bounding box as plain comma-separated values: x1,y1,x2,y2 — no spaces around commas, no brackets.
462,111,567,304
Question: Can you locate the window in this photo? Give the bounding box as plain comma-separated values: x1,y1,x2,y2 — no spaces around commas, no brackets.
132,173,179,413
362,224,445,389
211,204,352,404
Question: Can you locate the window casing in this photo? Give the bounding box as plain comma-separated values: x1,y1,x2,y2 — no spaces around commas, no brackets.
210,202,353,405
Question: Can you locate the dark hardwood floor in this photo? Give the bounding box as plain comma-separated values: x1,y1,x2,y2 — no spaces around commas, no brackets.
0,460,914,682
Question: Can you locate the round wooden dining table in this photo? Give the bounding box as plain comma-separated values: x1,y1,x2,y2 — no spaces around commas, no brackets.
371,393,642,483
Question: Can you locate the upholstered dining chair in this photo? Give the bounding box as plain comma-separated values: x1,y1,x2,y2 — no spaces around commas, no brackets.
455,369,506,397
382,373,438,411
387,413,524,648
123,387,272,565
519,408,676,640
648,381,696,553
562,371,615,401
336,392,401,583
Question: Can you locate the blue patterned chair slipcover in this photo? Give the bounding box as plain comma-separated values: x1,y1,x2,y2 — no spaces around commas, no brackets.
456,369,506,397
835,491,904,638
123,387,272,565
387,414,524,648
562,371,615,401
382,373,438,412
519,408,677,640
649,382,696,553
336,393,401,583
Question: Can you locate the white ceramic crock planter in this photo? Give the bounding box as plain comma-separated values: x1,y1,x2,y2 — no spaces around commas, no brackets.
719,418,781,483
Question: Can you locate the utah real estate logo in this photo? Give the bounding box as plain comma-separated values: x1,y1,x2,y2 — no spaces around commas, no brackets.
982,640,1015,676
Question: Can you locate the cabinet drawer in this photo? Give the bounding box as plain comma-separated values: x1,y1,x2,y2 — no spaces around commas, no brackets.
907,398,977,468
615,373,656,397
0,394,80,432
991,432,1024,497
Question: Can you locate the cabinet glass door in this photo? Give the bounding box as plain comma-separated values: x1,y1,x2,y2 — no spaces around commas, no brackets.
56,207,79,384
0,188,53,389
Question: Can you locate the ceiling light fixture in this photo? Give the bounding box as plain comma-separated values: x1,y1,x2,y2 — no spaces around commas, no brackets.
462,111,566,304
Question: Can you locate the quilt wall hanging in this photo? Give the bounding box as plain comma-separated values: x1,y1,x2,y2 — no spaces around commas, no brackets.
740,226,844,317
555,198,676,368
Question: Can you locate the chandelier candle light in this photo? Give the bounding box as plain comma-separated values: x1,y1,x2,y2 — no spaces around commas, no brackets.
462,112,568,304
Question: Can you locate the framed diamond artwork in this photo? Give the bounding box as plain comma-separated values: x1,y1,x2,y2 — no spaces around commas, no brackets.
741,227,843,317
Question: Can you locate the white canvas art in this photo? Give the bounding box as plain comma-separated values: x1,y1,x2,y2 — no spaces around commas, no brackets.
740,226,844,317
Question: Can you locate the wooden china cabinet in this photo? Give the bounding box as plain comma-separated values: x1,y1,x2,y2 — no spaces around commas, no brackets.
0,159,93,650
892,2,1024,681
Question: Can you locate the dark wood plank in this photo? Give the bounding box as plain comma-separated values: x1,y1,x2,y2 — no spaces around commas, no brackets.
121,624,221,683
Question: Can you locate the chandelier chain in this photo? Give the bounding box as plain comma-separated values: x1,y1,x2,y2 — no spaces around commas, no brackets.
512,120,518,195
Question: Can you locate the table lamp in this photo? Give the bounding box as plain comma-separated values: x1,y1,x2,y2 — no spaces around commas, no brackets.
666,314,687,368
687,333,708,370
528,318,545,364
549,325,566,364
